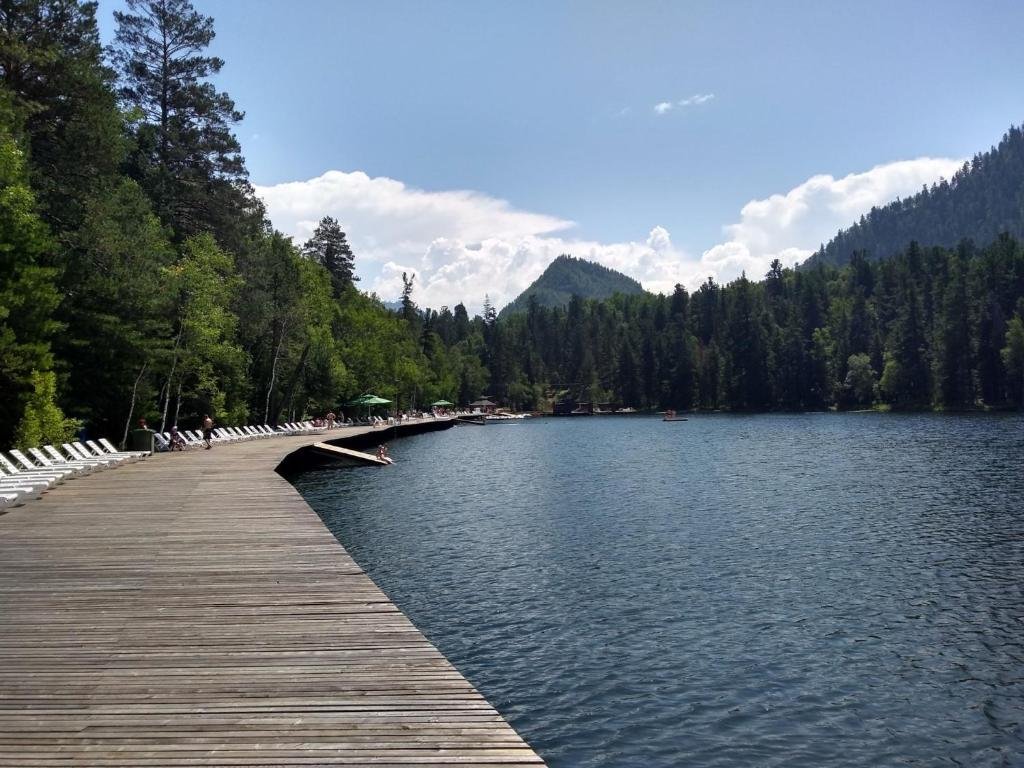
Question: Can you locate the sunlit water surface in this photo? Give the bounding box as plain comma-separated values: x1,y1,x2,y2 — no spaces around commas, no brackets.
291,414,1024,767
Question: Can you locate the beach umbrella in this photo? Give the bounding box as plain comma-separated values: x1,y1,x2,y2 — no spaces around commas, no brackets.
431,400,454,407
346,394,392,419
347,394,392,406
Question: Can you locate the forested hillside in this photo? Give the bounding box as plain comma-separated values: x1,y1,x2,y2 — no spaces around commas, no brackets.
808,124,1024,267
499,254,645,316
1,1,1022,451
482,240,1024,411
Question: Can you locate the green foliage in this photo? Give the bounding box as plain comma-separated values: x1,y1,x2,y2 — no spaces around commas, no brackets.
0,123,61,445
162,234,247,423
1002,305,1024,407
843,353,876,407
0,0,125,236
58,178,175,435
14,370,79,449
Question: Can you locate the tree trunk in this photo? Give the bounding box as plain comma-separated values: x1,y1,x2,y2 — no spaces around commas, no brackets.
272,343,310,425
263,320,288,424
121,362,149,449
159,328,182,432
172,379,183,427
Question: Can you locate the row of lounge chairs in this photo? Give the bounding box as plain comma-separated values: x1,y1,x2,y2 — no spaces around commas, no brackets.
0,422,330,509
152,422,325,451
0,439,148,510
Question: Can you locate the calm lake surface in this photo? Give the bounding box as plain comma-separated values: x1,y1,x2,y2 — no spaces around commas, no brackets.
292,414,1024,767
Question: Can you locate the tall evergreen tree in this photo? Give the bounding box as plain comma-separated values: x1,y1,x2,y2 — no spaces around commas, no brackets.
302,216,357,297
113,0,250,243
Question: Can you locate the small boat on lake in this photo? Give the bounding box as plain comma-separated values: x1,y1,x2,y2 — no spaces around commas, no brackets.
663,409,688,422
484,412,530,422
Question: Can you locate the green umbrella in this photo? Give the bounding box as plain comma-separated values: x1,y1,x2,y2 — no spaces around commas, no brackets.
347,394,392,406
431,400,454,407
346,393,393,421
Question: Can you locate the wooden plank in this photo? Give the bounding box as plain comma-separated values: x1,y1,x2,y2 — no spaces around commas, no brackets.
0,421,545,766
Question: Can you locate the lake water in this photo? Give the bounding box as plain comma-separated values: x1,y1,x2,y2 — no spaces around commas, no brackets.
291,414,1024,767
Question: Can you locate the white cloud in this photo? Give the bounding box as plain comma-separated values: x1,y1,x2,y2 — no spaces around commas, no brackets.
653,93,715,115
679,93,715,107
700,156,964,279
255,156,962,314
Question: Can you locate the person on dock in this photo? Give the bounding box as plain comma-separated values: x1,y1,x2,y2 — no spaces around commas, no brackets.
326,411,336,429
202,415,214,449
376,444,393,464
169,426,187,451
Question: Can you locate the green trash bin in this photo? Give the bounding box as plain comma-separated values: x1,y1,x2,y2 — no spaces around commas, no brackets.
129,428,155,453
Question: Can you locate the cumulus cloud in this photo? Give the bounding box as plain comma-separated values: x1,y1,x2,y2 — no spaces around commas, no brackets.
255,156,961,314
653,93,715,115
700,156,964,279
256,170,572,269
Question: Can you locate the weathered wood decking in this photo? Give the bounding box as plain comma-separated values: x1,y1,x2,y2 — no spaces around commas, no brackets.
0,426,545,766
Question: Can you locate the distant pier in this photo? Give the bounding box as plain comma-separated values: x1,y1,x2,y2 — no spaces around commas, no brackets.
0,418,546,766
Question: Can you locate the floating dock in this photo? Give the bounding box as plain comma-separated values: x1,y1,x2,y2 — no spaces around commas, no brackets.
310,441,389,466
0,419,546,766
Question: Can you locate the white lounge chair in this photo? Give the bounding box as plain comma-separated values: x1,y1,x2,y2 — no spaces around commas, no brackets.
36,446,102,474
0,483,40,502
85,440,143,462
0,464,52,492
0,452,71,484
8,448,67,476
69,442,121,464
56,444,116,468
0,491,23,509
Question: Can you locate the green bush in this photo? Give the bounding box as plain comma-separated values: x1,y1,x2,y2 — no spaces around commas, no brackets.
13,370,80,449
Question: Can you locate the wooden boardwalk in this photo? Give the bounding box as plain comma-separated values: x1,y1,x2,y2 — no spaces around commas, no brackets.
0,427,546,766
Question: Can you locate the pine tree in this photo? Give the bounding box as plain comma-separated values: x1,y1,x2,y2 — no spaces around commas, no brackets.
932,248,973,407
302,216,357,297
401,272,418,324
113,0,250,242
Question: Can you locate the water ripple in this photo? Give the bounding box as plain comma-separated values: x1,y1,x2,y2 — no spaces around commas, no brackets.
293,413,1024,768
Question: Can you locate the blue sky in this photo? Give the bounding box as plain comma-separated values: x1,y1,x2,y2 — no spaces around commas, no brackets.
97,1,1024,310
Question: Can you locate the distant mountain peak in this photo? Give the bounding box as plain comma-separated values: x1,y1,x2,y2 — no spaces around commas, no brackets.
499,254,645,316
